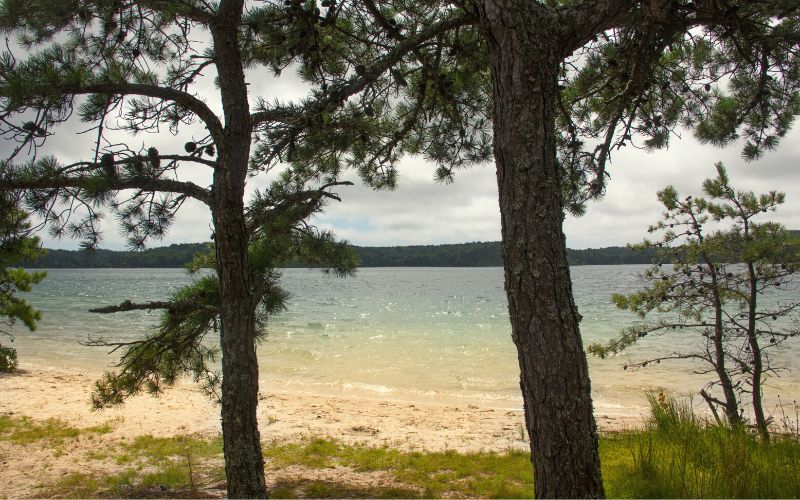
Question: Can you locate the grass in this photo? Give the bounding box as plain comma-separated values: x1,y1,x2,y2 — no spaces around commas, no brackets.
601,394,800,498
43,432,225,498
0,414,112,445
268,479,421,498
263,439,534,497
5,395,800,498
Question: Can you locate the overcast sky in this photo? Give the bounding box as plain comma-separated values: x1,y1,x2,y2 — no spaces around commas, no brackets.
11,43,800,251
31,125,800,251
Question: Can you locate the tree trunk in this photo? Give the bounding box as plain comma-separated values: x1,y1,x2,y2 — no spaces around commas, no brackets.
477,3,604,498
213,181,267,498
746,261,769,440
212,1,267,496
706,260,741,425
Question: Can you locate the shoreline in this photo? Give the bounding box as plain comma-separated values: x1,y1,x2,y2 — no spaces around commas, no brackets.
1,364,646,450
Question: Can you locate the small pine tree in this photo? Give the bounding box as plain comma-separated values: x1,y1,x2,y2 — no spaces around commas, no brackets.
0,192,45,371
589,163,800,439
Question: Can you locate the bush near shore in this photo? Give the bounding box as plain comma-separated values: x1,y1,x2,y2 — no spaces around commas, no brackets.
2,395,799,498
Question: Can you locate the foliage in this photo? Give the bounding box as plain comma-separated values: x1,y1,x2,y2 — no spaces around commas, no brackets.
0,0,488,416
0,414,111,445
1,0,800,495
589,164,800,433
556,1,800,212
0,343,17,371
88,232,355,408
16,243,213,268
0,192,45,371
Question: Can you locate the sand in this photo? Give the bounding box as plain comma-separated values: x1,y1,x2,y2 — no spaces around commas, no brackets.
0,364,645,497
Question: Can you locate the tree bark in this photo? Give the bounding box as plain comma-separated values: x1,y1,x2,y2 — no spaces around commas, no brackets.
213,181,266,498
212,1,267,497
746,260,768,440
705,259,741,425
477,2,605,498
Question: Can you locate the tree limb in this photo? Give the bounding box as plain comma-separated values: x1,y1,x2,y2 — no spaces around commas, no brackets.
135,0,215,24
1,175,212,205
89,299,214,314
60,82,224,144
250,13,474,126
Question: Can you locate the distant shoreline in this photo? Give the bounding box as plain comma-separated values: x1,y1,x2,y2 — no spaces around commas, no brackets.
17,241,659,268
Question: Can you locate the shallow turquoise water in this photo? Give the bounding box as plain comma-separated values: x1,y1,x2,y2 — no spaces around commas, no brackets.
8,266,800,418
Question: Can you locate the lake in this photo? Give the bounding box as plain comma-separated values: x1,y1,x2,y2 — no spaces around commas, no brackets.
8,266,800,420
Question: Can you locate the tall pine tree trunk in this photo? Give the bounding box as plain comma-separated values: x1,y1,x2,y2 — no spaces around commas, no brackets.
212,1,267,496
477,2,605,497
213,178,267,498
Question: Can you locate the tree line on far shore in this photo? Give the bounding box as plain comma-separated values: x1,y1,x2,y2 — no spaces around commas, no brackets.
17,233,800,269
13,241,667,268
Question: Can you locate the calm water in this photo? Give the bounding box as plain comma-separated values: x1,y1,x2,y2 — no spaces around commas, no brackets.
9,266,800,418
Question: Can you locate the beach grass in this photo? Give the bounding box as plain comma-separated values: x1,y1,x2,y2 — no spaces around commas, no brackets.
0,414,112,445
263,439,533,497
601,394,800,499
6,395,800,498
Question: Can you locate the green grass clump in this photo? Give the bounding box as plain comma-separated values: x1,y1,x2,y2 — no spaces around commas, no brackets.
44,473,102,498
46,469,206,499
0,415,111,445
269,479,421,499
122,434,223,462
601,393,800,498
264,438,534,498
41,434,224,498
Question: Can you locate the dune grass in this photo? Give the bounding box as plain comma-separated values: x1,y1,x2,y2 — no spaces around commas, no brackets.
602,394,800,499
5,395,800,498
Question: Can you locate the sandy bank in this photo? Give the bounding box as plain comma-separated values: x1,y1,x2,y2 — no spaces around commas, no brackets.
0,364,644,451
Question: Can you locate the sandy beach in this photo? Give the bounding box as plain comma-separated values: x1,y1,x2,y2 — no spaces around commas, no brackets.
0,364,645,497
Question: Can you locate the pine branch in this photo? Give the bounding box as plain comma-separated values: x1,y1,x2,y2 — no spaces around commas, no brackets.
247,181,353,234
250,13,474,127
135,0,215,24
59,82,224,143
559,0,647,53
1,174,211,205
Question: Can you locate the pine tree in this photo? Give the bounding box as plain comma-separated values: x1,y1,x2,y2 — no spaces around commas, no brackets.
464,2,800,496
0,192,45,371
346,1,800,496
322,1,800,496
589,163,800,440
0,1,479,496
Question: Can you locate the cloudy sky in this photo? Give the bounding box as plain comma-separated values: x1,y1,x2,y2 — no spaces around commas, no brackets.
311,130,800,249
13,48,800,251
32,126,800,251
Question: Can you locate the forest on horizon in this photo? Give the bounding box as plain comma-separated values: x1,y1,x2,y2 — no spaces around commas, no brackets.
16,230,800,268
15,241,659,268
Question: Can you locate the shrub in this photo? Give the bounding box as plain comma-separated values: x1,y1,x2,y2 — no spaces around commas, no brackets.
0,343,17,372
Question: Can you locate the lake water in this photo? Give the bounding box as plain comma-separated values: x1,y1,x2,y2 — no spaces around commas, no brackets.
8,266,800,419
